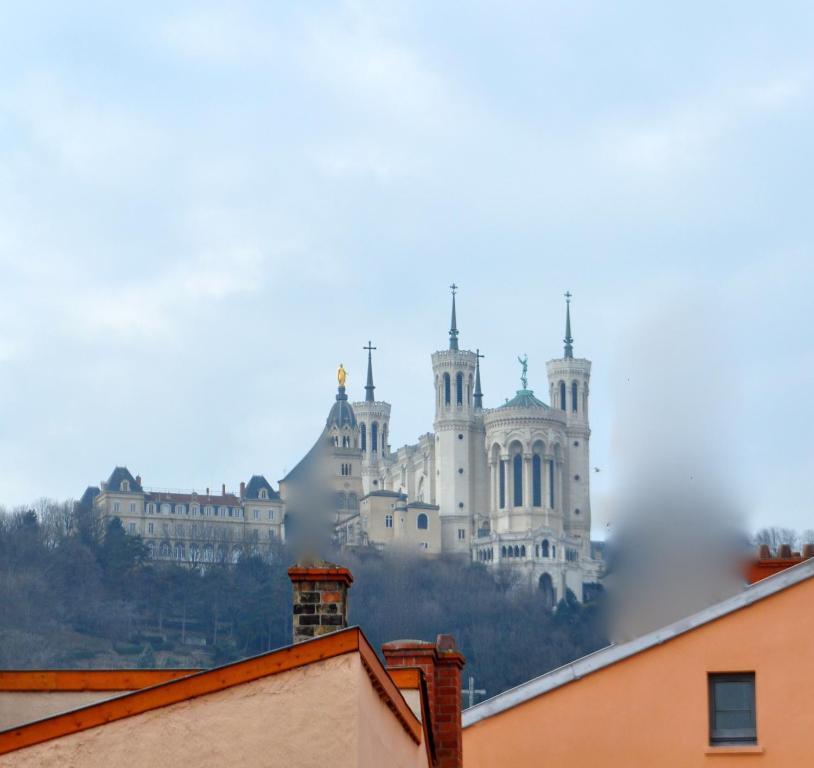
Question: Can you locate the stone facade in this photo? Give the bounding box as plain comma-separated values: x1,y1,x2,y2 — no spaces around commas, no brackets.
286,290,602,602
80,469,284,564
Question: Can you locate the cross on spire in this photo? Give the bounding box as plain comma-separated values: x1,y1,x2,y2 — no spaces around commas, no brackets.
449,283,459,350
563,291,574,359
363,340,377,402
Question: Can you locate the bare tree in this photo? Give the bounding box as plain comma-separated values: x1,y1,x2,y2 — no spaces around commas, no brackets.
753,527,800,554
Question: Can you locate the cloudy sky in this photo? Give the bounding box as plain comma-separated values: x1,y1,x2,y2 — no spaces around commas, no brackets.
0,2,812,536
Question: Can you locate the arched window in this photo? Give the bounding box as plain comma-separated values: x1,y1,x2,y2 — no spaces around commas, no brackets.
176,504,185,515
417,513,428,530
520,545,526,557
571,381,578,412
456,372,463,405
203,545,214,562
259,488,268,499
535,544,540,558
348,493,358,510
552,545,556,558
513,454,523,507
371,422,379,452
542,539,550,558
532,454,542,507
548,460,555,507
443,373,451,405
539,573,555,609
336,492,347,510
501,546,507,558
514,545,520,558
499,460,506,509
361,423,367,452
120,480,130,492
174,543,185,561
189,544,199,562
161,503,171,515
559,381,566,411
159,541,171,558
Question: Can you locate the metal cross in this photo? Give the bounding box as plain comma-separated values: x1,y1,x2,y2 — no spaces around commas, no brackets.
564,290,572,303
476,348,485,362
363,340,377,354
463,675,486,709
450,282,458,296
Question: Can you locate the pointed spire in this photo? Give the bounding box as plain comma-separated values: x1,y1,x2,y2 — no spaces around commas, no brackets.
449,283,459,351
363,341,377,402
563,291,574,359
474,349,484,409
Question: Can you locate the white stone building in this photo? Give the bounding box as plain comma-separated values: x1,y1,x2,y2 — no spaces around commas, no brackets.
302,288,602,603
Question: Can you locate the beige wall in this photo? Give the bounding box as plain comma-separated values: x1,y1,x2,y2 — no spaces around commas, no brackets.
463,575,814,767
4,654,429,768
0,692,128,731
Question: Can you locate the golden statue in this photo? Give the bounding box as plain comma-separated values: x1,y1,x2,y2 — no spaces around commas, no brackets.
337,363,347,387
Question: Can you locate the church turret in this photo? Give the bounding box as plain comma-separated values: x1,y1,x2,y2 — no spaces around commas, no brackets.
364,340,376,403
431,285,487,552
352,341,391,496
546,292,591,554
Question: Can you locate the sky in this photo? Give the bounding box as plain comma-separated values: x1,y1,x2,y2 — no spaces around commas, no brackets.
0,1,812,537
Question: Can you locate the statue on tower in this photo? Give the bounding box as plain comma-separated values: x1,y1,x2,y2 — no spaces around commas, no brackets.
337,363,347,387
517,354,528,390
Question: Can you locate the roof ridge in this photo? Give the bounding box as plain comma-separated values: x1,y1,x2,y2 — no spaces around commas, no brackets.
463,556,814,727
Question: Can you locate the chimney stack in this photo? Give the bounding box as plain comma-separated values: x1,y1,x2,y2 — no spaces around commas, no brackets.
758,544,770,560
779,544,793,559
240,481,246,498
288,562,353,644
803,544,814,559
382,634,465,768
222,483,226,496
135,474,142,487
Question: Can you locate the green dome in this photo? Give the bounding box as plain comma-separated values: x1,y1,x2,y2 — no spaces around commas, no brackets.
498,389,549,410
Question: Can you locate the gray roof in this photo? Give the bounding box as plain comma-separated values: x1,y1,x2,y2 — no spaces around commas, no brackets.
463,556,814,727
105,467,142,493
327,386,357,429
243,475,280,501
497,389,549,410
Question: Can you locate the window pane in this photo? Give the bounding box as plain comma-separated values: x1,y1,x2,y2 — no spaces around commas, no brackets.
716,710,754,730
716,681,753,711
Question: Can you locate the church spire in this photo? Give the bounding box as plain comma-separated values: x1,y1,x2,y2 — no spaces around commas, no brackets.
449,283,459,351
563,291,574,359
474,349,484,409
363,341,376,402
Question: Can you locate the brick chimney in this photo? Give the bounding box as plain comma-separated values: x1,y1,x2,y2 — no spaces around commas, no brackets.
222,483,226,496
382,634,465,768
239,481,246,498
288,562,353,644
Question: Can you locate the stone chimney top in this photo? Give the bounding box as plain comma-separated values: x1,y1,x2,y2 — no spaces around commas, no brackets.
240,481,246,498
288,561,353,644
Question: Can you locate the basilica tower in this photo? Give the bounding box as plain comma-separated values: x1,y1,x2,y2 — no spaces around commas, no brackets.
353,341,391,496
431,285,488,553
546,293,591,555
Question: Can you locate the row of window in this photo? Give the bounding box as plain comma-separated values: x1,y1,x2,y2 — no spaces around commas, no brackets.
384,513,430,530
489,540,560,560
148,536,277,563
135,520,278,537
121,502,276,521
498,456,556,508
359,422,389,453
340,463,352,476
118,481,271,501
557,380,580,413
440,372,470,407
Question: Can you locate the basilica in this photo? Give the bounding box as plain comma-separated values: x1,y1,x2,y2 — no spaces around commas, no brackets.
281,287,602,603
80,287,602,603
